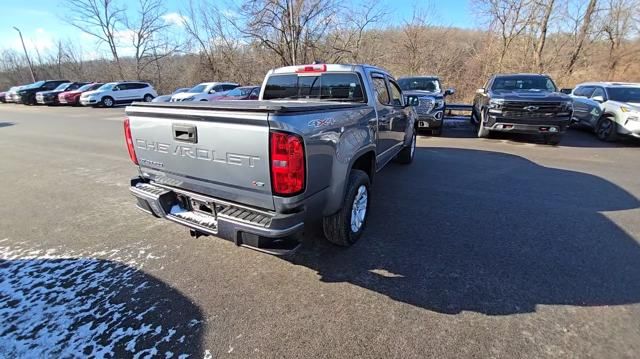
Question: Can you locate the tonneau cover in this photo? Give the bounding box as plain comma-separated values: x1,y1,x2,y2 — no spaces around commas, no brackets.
129,100,367,113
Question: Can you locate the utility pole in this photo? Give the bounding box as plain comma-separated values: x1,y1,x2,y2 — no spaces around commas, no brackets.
13,27,36,82
288,0,296,65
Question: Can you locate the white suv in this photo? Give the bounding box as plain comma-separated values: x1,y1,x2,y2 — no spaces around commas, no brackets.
80,82,157,108
571,82,640,141
170,82,239,102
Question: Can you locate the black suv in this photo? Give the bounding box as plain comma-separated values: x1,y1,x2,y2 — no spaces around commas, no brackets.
472,74,573,145
17,80,70,105
398,76,455,136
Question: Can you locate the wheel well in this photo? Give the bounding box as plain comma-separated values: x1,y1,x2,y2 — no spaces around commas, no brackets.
351,151,375,183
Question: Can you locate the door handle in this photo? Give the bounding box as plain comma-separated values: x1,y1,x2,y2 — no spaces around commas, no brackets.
173,124,197,143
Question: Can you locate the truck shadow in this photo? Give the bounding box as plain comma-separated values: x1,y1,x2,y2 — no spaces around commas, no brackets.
291,147,640,315
0,257,204,356
0,122,15,128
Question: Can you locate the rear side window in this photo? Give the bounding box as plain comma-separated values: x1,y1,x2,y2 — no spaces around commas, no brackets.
371,76,390,105
263,73,365,102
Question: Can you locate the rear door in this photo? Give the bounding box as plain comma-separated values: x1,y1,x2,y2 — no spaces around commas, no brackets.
126,105,275,210
370,73,397,165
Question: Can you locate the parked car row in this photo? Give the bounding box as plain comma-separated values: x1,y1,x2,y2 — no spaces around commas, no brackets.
0,79,263,108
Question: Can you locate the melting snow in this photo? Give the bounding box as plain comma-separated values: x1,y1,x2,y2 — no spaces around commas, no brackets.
0,243,204,357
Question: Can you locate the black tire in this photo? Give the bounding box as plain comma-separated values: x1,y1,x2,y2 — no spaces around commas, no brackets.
395,132,416,164
477,109,490,138
143,94,154,102
596,117,618,142
323,170,371,247
101,96,115,108
544,133,563,146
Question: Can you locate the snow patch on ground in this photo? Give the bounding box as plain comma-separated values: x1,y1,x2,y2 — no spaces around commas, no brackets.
0,243,204,357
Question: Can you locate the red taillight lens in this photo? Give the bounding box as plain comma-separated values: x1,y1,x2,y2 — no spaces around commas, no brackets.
270,131,305,196
124,117,138,165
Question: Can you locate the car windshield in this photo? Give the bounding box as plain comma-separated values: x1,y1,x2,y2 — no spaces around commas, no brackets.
55,83,71,91
263,73,365,102
189,84,210,93
98,83,116,91
398,78,441,93
26,81,45,89
77,84,94,92
227,88,254,96
491,76,557,92
607,87,640,103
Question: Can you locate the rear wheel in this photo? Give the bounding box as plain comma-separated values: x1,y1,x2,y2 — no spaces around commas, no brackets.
596,117,618,142
143,94,154,102
323,170,370,247
101,96,114,108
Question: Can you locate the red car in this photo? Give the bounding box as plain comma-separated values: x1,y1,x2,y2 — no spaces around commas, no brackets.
209,86,260,101
58,83,104,105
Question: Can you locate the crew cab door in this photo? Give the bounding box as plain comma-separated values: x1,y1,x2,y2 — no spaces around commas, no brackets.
386,78,410,144
370,73,396,164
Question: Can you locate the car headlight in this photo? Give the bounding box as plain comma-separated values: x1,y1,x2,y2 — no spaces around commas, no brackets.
488,99,504,110
435,99,445,108
563,100,573,110
620,106,633,113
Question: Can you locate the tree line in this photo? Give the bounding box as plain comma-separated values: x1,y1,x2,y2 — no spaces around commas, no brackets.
1,0,639,102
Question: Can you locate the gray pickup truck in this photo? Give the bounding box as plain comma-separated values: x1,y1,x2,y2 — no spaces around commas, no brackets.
126,64,418,255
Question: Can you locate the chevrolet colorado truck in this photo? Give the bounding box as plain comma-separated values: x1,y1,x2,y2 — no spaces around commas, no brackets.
126,64,418,255
472,74,573,145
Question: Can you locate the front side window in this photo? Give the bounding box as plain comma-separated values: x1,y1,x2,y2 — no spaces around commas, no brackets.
574,86,595,97
591,87,606,100
389,80,403,106
371,76,390,105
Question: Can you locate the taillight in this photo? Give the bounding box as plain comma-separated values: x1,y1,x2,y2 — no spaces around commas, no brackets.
124,117,138,165
295,64,327,73
270,131,305,196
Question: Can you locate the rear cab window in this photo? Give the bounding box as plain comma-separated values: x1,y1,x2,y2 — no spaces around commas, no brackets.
263,72,366,102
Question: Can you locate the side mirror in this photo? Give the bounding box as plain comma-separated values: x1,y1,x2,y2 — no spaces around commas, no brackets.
113,87,120,91
405,95,419,107
592,95,604,103
209,89,216,94
560,88,573,95
445,88,456,96
476,88,485,94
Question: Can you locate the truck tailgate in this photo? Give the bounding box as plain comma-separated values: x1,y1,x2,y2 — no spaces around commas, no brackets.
126,105,274,210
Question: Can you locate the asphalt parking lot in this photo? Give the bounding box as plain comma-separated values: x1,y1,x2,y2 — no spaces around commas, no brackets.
1,104,639,358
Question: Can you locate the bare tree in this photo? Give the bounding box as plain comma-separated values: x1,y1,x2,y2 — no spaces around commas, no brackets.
564,0,598,76
532,0,556,72
475,0,536,71
238,0,338,66
125,0,179,79
601,0,637,79
63,0,126,78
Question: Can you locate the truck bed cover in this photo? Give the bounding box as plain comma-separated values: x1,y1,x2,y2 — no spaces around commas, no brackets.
128,100,367,113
